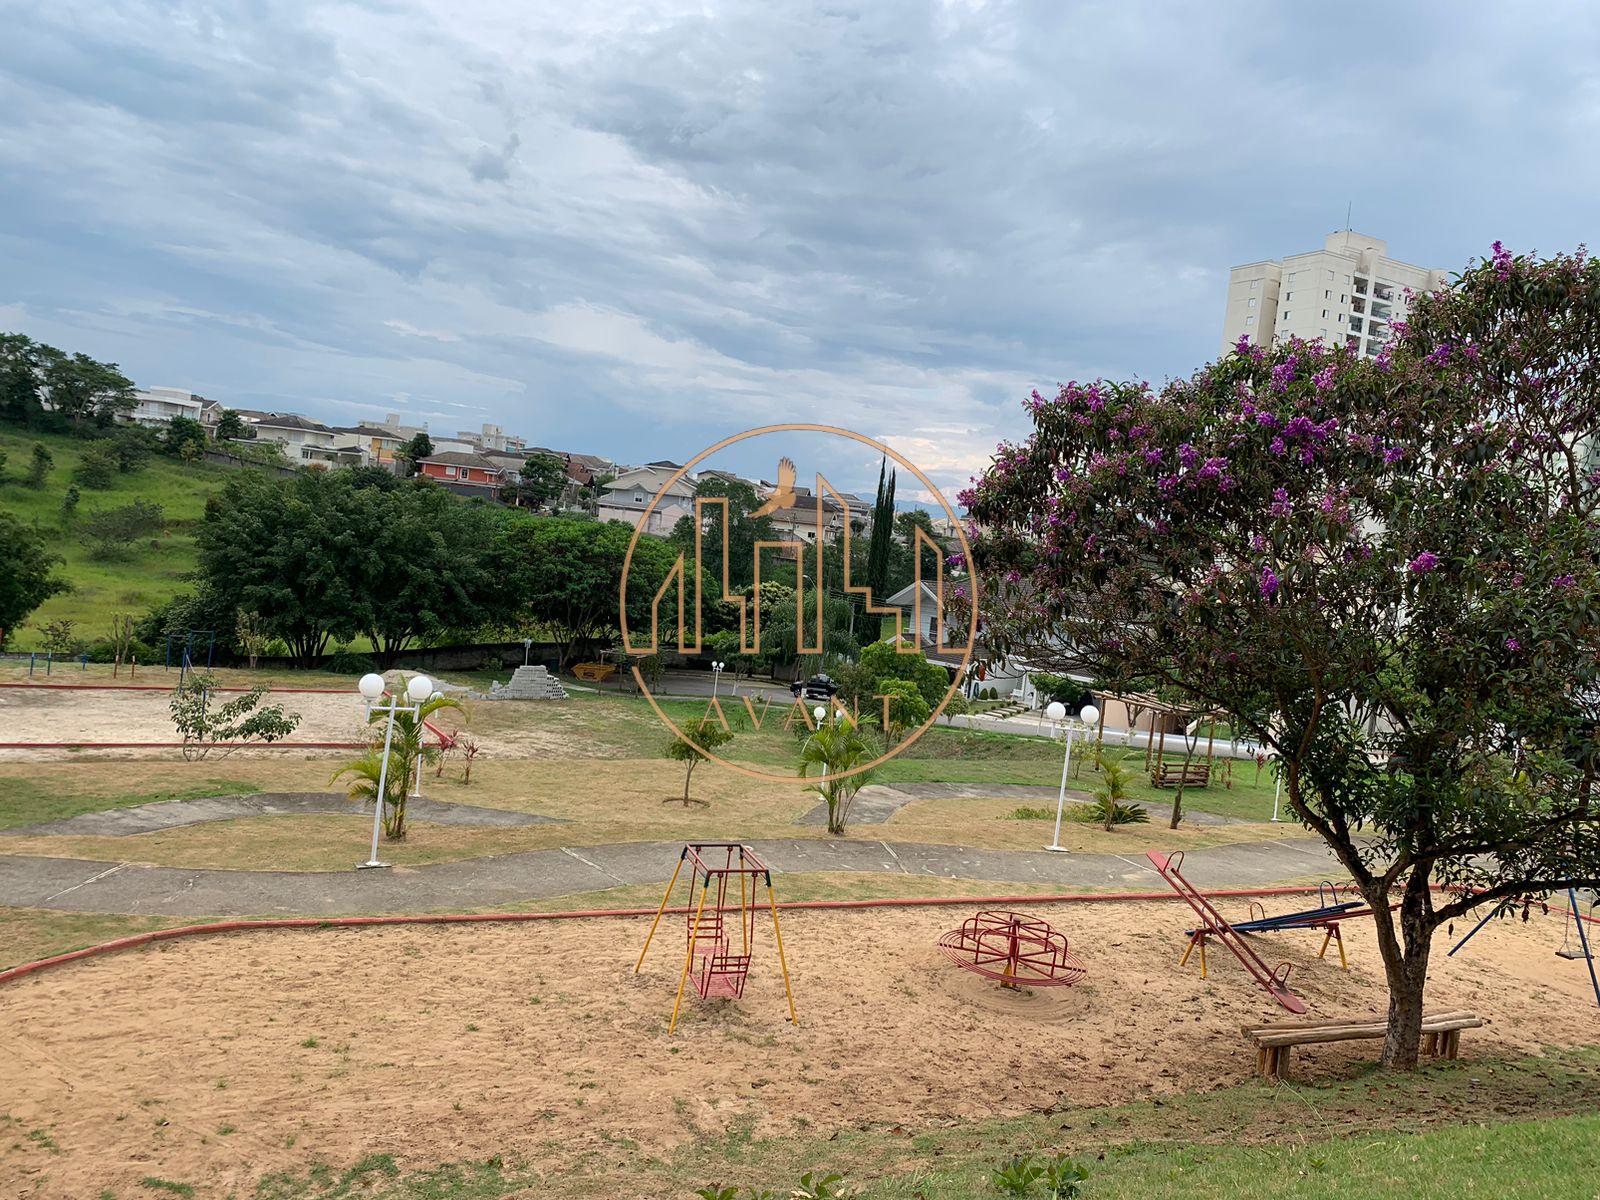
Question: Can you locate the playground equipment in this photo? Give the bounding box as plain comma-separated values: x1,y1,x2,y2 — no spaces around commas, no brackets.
1449,886,1600,1011
1191,882,1364,970
165,630,217,675
1147,850,1307,1013
635,843,798,1034
936,910,1087,989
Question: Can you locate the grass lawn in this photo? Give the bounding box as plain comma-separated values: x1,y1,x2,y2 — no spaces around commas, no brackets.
78,1049,1599,1198
0,425,236,649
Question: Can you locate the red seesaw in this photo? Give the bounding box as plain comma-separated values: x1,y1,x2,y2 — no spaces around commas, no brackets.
1147,850,1307,1013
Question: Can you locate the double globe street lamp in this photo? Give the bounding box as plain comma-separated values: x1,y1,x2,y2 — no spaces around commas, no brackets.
1043,700,1100,853
356,671,435,870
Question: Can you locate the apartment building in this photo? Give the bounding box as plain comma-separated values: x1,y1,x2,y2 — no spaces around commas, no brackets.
1220,231,1449,360
124,387,222,430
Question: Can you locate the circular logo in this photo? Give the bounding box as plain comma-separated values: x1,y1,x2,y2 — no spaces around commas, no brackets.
618,423,978,783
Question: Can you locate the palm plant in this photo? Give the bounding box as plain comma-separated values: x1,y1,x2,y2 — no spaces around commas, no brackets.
1081,757,1148,831
332,691,463,840
797,720,879,835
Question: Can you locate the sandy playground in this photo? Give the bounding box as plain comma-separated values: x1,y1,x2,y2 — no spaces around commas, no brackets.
0,683,572,761
2,896,1597,1198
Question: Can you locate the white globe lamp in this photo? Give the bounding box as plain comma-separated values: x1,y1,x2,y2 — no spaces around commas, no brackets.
358,673,385,701
406,674,434,705
1080,704,1100,727
1045,701,1066,722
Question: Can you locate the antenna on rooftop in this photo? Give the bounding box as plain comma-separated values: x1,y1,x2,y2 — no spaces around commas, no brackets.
1344,201,1352,231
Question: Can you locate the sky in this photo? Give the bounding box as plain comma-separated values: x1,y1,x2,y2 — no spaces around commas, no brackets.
3,1,1597,503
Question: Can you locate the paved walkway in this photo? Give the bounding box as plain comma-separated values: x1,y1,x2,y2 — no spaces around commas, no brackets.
0,793,563,838
0,836,1343,918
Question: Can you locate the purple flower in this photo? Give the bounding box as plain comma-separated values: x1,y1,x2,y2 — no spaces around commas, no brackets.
1491,240,1513,280
1255,410,1281,430
1004,569,1021,583
1258,567,1281,598
1382,446,1404,465
1269,488,1292,517
1312,365,1335,392
1408,552,1440,574
1269,436,1287,457
1270,356,1298,394
1553,573,1576,590
1424,343,1452,367
1177,443,1199,469
1505,637,1521,651
1234,333,1252,354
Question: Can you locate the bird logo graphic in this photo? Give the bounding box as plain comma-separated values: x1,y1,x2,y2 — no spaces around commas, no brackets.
750,456,796,518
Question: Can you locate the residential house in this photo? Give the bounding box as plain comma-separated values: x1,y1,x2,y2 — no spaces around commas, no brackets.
415,450,511,493
596,465,695,535
762,486,851,546
235,410,361,465
123,387,223,431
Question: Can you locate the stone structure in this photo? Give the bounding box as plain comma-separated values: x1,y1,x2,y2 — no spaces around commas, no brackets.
468,664,568,701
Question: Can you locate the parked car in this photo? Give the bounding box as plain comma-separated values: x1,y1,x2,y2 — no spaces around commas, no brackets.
790,673,838,701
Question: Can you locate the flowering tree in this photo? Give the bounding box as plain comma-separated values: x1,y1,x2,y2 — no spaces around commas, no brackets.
962,245,1600,1067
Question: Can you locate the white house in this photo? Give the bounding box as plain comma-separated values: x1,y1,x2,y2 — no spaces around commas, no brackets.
596,465,695,535
235,410,361,465
124,387,222,431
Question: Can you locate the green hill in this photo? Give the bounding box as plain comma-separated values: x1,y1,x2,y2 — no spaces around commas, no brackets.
0,426,233,650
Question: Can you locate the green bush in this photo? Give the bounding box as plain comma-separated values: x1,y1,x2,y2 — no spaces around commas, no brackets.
323,648,377,675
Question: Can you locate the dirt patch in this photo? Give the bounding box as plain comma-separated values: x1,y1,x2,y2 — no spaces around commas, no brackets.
2,898,1596,1198
0,687,592,762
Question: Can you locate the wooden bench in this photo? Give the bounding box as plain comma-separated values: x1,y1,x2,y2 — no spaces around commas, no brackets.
1243,1010,1484,1081
572,662,617,683
1152,762,1211,789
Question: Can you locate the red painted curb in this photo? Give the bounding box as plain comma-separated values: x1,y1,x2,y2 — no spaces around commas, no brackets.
0,683,353,694
0,741,365,750
0,884,1341,987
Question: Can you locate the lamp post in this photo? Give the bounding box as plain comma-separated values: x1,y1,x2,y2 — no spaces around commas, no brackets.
1044,701,1101,853
711,660,726,702
355,672,434,870
1270,757,1283,822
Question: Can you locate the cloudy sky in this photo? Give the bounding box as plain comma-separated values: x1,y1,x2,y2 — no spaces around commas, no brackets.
3,1,1596,500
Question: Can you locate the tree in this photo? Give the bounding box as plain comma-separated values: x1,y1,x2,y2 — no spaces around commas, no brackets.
106,612,136,674
860,640,950,711
663,718,735,805
0,448,7,480
962,244,1600,1068
193,472,372,667
0,333,47,425
0,518,66,649
37,618,79,657
163,416,209,458
668,476,776,591
495,516,676,669
79,499,163,559
28,444,52,486
797,719,879,834
171,672,300,760
60,485,80,523
235,610,269,671
874,678,930,741
73,442,118,489
38,349,136,428
399,432,434,476
508,452,567,511
356,484,500,667
215,410,247,441
863,458,897,614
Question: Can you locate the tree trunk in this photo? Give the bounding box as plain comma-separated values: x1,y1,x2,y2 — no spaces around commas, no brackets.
682,758,695,804
1369,871,1434,1069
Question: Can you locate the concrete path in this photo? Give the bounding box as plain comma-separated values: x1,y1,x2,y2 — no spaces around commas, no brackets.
0,836,1343,919
0,793,564,839
795,781,1245,827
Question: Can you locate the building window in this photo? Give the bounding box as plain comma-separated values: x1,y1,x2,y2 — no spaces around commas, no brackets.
1248,297,1257,308
1288,272,1297,281
1284,291,1293,300
1250,279,1259,289
1355,276,1369,293
1245,315,1256,326
1282,311,1291,321
1340,294,1348,303
1349,317,1364,333
1326,269,1335,280
1324,289,1331,299
634,491,644,504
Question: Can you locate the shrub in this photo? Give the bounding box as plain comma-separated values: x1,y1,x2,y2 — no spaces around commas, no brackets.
28,443,52,486
323,648,378,675
171,672,300,760
73,441,118,489
79,499,164,559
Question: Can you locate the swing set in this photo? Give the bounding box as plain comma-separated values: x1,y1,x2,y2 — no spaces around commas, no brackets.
1448,886,1599,1011
634,843,798,1034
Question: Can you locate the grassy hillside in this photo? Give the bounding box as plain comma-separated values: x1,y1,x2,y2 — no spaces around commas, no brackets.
0,425,231,649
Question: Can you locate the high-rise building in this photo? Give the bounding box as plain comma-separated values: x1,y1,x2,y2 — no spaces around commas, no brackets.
1220,231,1448,360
